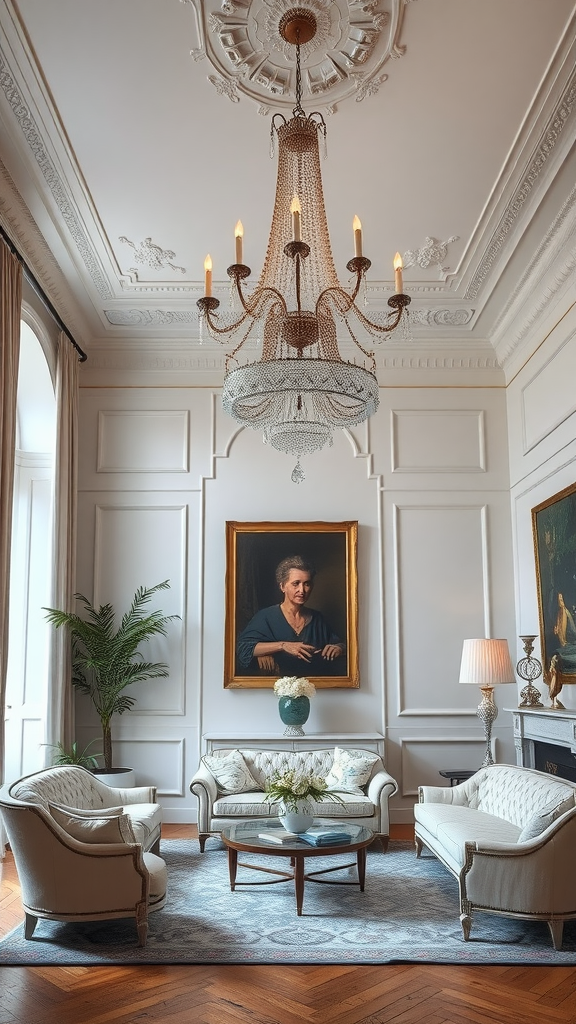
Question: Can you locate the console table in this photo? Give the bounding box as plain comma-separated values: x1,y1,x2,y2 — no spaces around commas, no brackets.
507,707,576,781
203,732,385,755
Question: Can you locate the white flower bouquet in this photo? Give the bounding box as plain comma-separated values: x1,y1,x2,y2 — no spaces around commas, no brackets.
273,676,316,698
264,768,343,811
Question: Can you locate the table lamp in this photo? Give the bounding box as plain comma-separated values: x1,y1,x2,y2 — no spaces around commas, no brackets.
459,638,516,767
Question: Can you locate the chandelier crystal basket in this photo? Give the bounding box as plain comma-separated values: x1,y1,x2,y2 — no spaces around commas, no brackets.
197,8,411,482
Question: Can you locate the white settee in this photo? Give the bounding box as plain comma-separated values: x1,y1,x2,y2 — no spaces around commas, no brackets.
0,766,166,946
414,763,576,949
190,746,398,852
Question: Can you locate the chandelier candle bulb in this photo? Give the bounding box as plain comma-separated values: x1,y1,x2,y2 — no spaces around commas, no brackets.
353,216,362,257
290,194,301,242
394,252,403,293
235,221,243,264
204,254,212,297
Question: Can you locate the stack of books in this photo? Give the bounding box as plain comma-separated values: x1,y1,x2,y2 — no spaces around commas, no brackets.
257,830,300,844
298,826,351,846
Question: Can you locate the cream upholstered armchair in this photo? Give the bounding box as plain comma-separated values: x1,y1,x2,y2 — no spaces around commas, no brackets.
0,778,167,947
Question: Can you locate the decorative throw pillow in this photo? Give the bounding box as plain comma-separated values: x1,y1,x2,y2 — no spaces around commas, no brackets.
49,805,136,844
202,749,260,795
517,796,574,842
49,803,124,818
325,747,380,795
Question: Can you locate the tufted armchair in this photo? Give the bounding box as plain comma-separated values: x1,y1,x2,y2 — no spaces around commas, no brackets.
190,746,398,852
0,767,167,946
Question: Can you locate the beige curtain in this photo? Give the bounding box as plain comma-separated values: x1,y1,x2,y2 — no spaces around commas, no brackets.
45,331,79,758
0,240,23,856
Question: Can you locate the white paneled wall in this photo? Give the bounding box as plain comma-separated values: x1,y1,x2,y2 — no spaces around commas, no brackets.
508,304,576,707
77,380,518,822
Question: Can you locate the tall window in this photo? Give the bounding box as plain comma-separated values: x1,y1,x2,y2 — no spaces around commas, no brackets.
4,318,56,782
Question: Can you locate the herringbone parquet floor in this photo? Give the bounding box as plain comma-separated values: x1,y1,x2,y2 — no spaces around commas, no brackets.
1,825,575,1024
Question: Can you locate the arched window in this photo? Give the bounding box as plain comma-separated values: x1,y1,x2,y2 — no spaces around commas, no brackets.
4,317,56,781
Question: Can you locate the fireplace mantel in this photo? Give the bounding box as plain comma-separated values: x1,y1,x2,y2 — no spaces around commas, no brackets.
507,707,576,777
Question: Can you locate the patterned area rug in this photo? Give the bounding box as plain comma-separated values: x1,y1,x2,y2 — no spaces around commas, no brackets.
1,839,575,965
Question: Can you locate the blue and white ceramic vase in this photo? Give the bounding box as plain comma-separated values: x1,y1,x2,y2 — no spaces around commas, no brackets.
277,695,310,736
279,800,314,833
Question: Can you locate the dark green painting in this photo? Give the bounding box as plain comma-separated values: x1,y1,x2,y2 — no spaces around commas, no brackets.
532,482,576,686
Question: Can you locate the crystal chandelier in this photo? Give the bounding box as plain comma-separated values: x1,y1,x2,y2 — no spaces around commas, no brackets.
197,8,410,483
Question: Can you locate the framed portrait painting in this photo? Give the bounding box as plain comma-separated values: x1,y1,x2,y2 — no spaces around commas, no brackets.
224,521,359,688
532,482,576,688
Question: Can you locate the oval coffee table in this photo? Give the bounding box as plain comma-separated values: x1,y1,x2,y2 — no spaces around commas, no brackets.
220,819,374,916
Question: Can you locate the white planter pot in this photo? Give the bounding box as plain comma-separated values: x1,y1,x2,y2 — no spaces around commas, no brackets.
278,800,314,833
91,768,136,789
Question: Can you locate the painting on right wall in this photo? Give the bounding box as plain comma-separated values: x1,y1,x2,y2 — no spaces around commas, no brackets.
532,481,576,693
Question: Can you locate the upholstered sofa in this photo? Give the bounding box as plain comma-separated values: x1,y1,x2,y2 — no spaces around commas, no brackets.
190,746,398,852
414,763,576,949
0,766,166,946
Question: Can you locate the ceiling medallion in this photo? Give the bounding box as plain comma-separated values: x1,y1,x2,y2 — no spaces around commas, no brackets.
196,10,411,482
184,0,407,112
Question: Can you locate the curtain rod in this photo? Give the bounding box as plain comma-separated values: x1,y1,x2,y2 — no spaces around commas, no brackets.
0,224,87,362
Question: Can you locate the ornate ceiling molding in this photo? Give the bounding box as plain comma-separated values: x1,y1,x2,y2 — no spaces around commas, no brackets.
0,43,113,300
403,235,459,279
463,68,576,302
0,159,86,342
103,304,475,331
118,236,187,277
182,0,410,112
490,183,576,365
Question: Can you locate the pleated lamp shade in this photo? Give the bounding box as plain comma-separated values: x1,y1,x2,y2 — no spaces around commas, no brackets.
459,638,515,687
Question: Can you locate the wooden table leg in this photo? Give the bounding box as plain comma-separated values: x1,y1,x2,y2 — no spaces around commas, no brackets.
294,855,305,916
228,847,238,891
357,847,367,892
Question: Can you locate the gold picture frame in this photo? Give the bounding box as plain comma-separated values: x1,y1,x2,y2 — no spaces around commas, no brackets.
532,481,576,689
224,521,359,688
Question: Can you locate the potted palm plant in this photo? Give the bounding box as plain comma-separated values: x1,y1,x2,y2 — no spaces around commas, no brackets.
44,580,178,783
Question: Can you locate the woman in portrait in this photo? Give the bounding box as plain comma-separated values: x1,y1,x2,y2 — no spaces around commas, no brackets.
236,555,346,676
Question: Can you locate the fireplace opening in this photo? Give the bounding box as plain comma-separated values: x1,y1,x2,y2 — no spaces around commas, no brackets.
533,740,576,783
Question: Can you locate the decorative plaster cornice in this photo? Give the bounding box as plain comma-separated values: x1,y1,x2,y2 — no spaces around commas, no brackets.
104,309,198,326
182,0,411,113
0,159,86,342
490,183,576,364
406,308,474,328
464,70,576,302
0,44,113,300
103,305,475,330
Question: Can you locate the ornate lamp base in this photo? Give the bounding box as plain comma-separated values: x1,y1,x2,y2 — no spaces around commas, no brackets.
477,686,498,767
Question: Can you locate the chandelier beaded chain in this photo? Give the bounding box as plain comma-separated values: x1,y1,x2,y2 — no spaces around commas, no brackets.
197,8,411,482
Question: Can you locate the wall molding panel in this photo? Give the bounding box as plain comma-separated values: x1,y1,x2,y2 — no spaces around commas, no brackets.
93,502,188,715
399,737,489,798
392,502,490,717
521,325,576,454
112,738,185,797
97,410,190,473
391,410,486,474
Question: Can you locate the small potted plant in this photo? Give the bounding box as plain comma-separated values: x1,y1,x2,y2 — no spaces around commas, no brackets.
43,739,103,770
265,768,343,833
44,581,178,784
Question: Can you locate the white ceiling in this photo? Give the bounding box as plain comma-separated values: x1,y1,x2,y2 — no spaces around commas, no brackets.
0,0,575,370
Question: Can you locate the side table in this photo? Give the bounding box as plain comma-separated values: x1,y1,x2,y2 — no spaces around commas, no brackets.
438,769,476,787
